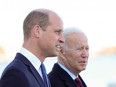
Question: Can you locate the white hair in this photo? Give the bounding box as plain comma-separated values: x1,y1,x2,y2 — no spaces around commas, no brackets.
63,27,84,38
61,27,86,49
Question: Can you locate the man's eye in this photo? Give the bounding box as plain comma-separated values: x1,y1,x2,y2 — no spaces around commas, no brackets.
86,47,89,51
75,48,82,50
55,31,61,34
75,47,89,51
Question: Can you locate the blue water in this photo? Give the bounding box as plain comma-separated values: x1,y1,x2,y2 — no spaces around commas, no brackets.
0,55,116,87
80,55,116,87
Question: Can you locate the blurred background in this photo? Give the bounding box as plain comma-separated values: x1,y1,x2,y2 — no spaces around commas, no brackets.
0,0,116,87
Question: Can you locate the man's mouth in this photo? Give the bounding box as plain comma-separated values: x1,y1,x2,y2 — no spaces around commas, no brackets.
79,61,87,65
56,45,61,51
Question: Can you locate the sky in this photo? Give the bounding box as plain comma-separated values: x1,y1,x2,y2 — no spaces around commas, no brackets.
0,0,116,61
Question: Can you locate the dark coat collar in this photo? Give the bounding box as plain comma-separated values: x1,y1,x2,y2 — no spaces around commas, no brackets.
52,63,87,87
15,53,45,87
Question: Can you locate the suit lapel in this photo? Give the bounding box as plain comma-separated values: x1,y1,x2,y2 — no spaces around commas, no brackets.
53,63,77,87
53,63,87,87
29,65,44,86
78,75,87,87
15,53,45,87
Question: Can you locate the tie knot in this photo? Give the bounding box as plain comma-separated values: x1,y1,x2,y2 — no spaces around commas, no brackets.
41,63,45,70
75,78,81,82
75,78,83,87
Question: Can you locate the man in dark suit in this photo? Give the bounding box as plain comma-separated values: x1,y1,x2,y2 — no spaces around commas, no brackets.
0,8,64,87
48,27,89,87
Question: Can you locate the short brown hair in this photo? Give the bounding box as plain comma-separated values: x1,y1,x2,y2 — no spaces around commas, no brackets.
23,9,51,39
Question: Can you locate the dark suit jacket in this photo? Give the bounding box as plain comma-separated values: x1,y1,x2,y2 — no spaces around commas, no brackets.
0,53,46,87
48,63,87,87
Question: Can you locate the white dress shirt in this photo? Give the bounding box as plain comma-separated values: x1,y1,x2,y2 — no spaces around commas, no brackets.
19,47,43,78
58,62,78,80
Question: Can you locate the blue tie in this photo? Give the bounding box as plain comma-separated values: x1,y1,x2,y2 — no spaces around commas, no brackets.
41,63,49,87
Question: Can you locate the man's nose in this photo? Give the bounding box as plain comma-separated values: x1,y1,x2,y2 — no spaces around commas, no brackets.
59,34,65,43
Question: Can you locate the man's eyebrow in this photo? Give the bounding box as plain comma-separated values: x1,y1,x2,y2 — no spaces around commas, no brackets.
55,28,63,32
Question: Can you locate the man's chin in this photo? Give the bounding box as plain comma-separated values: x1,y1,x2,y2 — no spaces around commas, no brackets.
82,67,86,71
50,51,58,57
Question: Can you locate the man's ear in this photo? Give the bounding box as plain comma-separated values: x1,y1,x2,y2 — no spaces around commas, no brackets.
59,47,65,58
32,25,41,38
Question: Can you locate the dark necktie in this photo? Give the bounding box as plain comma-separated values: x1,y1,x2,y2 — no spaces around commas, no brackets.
41,63,49,87
75,78,83,87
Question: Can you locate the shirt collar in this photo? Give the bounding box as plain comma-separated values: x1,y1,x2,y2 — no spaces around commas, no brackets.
58,62,78,80
19,47,41,71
